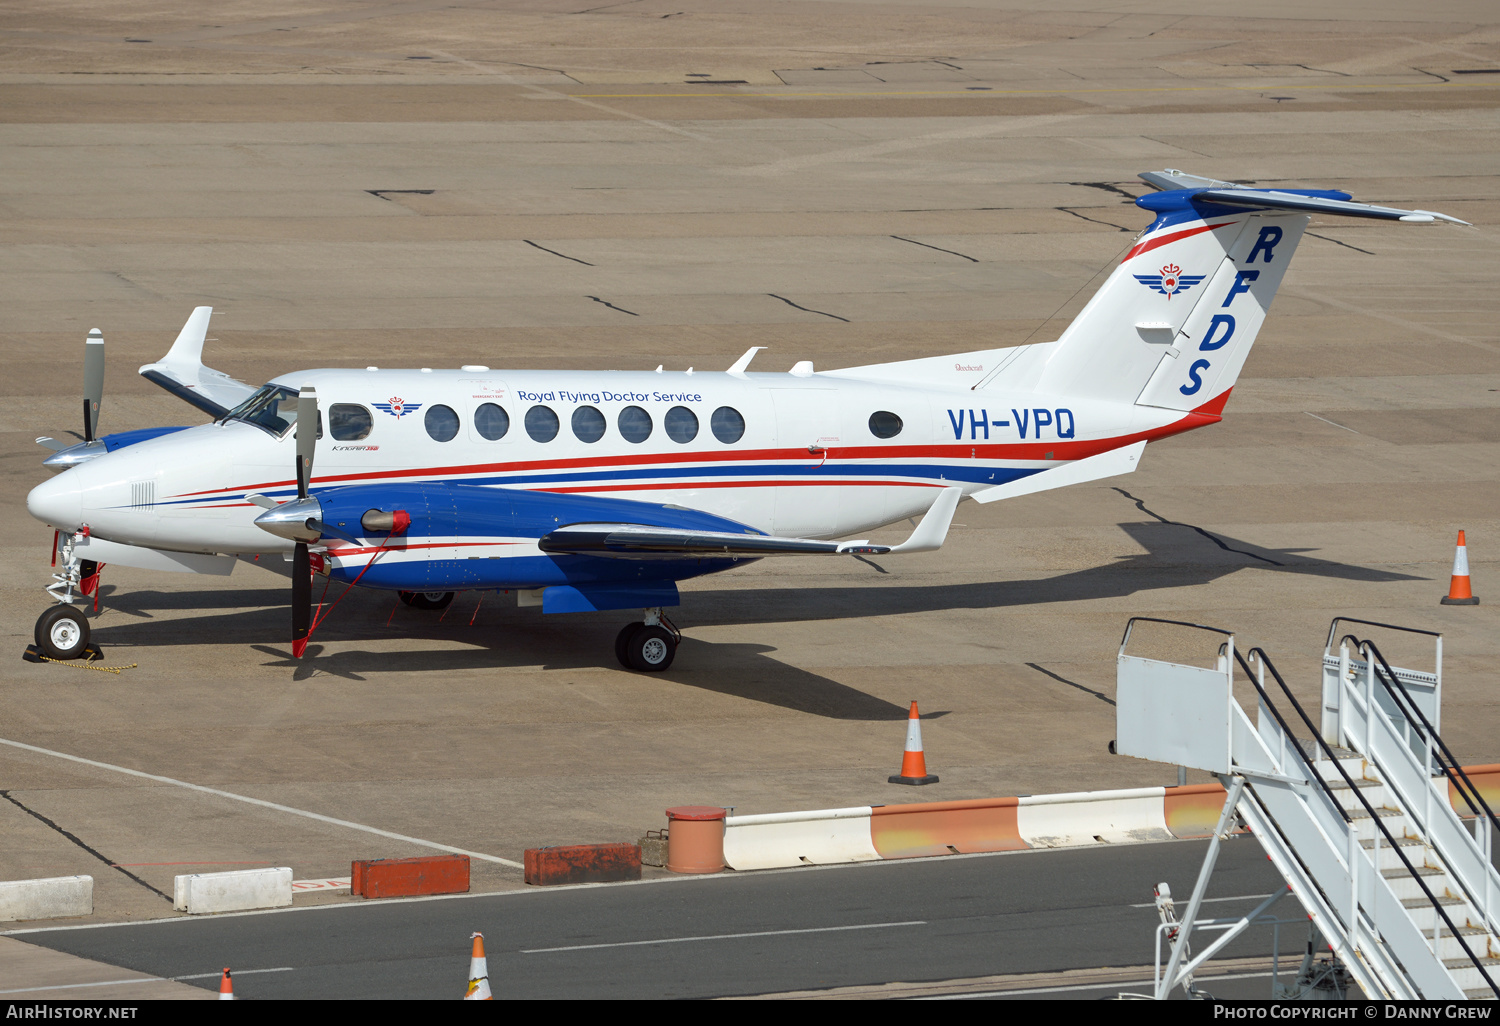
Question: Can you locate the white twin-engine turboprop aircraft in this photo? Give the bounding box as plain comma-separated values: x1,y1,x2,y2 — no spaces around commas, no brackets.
26,170,1468,670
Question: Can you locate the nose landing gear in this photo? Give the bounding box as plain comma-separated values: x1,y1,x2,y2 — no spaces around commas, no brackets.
615,608,680,672
34,605,91,661
27,531,103,662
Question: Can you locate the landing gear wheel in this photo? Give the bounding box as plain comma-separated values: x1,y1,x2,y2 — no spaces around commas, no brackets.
626,625,677,672
405,591,454,610
615,623,643,669
36,605,90,661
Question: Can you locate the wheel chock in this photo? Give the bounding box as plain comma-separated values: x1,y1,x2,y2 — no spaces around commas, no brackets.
82,643,105,662
22,644,43,663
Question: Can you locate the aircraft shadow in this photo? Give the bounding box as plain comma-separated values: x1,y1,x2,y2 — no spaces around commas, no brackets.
686,520,1426,627
76,520,1419,721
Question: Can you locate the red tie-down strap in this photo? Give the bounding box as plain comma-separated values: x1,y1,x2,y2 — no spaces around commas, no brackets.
302,511,409,651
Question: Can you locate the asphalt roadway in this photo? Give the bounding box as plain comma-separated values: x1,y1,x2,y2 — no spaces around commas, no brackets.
9,839,1294,1000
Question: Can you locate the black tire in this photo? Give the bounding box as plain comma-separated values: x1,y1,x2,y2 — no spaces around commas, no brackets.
36,605,90,661
408,591,454,610
397,591,416,606
614,623,643,669
626,625,676,672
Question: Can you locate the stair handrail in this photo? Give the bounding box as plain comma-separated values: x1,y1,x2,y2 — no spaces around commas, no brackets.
1348,635,1500,839
1240,646,1500,999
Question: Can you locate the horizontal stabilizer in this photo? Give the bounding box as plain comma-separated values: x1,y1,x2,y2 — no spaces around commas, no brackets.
1139,169,1469,224
138,307,258,417
970,441,1145,504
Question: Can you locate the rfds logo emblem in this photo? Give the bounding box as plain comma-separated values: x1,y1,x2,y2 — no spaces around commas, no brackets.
374,396,422,418
1134,263,1206,300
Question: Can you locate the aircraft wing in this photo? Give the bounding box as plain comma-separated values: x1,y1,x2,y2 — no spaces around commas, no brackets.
541,486,963,558
137,307,258,417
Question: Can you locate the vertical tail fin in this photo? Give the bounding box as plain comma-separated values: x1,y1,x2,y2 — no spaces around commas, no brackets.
1020,171,1467,412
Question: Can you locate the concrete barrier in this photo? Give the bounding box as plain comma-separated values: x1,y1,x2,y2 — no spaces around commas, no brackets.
724,807,878,870
524,845,639,886
871,797,1026,858
353,854,470,898
173,867,292,914
1016,787,1174,847
0,875,93,922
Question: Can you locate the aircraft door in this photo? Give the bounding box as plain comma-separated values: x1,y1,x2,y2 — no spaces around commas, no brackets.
770,388,841,537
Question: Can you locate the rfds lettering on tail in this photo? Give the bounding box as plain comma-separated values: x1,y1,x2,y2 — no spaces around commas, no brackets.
25,169,1470,671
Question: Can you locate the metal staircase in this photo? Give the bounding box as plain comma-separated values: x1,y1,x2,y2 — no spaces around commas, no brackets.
1116,617,1500,1000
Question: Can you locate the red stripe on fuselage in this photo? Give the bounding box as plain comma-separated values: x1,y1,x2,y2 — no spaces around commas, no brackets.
169,395,1229,501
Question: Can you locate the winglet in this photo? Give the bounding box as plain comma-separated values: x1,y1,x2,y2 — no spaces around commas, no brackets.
160,306,214,370
727,346,768,377
887,486,963,554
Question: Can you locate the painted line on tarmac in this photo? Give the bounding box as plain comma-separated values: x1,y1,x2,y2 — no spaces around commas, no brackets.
522,920,927,954
0,736,523,869
915,970,1276,1000
0,967,293,995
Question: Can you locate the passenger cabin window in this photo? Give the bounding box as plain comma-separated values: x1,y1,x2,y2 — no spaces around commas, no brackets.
572,405,606,443
711,406,745,444
618,405,652,444
329,404,372,441
664,406,698,444
425,404,460,442
868,411,903,439
526,405,559,442
474,403,509,441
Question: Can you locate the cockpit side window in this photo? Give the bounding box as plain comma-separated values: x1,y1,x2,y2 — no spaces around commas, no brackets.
224,384,320,437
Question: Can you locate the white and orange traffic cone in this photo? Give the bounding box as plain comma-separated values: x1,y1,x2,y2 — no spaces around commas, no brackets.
1440,531,1480,605
888,700,939,785
218,968,234,1001
464,932,493,1000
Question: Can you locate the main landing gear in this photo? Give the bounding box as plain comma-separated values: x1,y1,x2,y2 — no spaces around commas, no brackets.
615,608,680,672
398,590,455,610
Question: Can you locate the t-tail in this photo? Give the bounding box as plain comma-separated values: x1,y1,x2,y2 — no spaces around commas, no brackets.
1027,170,1469,413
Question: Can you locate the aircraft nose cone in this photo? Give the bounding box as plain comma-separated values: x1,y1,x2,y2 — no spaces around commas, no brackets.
27,470,83,531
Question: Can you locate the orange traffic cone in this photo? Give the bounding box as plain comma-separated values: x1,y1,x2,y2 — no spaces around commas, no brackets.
889,701,939,785
1440,531,1480,605
218,968,234,1001
464,932,493,1000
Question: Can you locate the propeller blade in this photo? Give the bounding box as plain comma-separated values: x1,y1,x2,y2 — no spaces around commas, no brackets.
83,328,104,443
291,541,311,658
245,493,280,510
295,386,317,500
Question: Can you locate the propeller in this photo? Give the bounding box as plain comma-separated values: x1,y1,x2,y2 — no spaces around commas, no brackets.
39,328,108,467
291,386,316,659
83,328,104,443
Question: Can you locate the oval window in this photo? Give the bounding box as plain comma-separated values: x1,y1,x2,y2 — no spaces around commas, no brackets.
618,405,652,444
711,406,745,444
474,403,509,441
572,405,606,443
425,404,460,442
868,411,903,439
329,404,371,441
664,406,699,444
525,405,559,442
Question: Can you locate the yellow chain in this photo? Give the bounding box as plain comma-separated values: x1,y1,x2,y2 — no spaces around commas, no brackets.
37,654,138,675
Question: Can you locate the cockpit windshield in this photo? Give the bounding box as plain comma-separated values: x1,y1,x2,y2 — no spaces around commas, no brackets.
222,384,307,436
